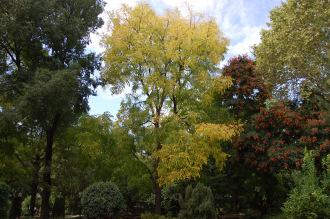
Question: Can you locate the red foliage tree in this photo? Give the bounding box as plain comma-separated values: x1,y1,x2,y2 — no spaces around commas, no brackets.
235,101,330,174
221,55,270,119
299,111,330,158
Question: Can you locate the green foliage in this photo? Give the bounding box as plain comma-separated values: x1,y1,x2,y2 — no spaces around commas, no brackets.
178,183,216,219
0,182,10,218
19,68,80,129
283,150,330,218
81,181,125,219
255,0,330,98
322,155,330,195
1,0,329,217
161,185,182,217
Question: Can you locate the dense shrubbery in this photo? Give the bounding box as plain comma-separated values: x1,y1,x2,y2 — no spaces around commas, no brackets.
283,151,330,218
81,182,125,219
0,182,10,218
178,183,216,219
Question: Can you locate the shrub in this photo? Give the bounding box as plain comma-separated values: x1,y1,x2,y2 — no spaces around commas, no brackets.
81,181,125,219
0,182,10,218
282,150,330,218
161,185,181,217
178,183,216,219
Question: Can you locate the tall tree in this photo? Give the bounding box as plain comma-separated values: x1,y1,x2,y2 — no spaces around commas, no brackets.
255,0,330,102
102,3,241,213
0,0,104,217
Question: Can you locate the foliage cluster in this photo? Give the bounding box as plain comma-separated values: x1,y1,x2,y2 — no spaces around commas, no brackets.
283,151,330,218
81,181,126,219
178,183,216,219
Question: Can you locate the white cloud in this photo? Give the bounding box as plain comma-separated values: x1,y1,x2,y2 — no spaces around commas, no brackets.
228,25,263,55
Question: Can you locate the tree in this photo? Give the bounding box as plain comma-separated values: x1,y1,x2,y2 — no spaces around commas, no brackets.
0,0,104,217
237,99,330,173
52,113,116,214
221,55,270,120
102,3,240,213
203,55,272,214
283,150,330,218
178,183,216,219
0,108,37,218
235,102,305,173
255,0,330,101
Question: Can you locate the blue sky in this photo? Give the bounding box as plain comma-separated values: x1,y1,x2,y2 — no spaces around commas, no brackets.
88,0,283,116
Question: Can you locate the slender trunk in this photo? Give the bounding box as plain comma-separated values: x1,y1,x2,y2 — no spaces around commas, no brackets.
153,109,162,214
40,127,56,219
172,95,177,114
29,154,41,216
154,172,162,214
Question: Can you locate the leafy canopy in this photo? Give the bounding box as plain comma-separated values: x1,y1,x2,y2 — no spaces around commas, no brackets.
255,0,330,97
102,3,240,185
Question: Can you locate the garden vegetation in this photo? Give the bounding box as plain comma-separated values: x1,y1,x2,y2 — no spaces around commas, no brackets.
0,0,329,218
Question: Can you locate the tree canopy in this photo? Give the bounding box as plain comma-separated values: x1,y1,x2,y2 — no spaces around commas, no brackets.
255,0,330,99
102,3,241,213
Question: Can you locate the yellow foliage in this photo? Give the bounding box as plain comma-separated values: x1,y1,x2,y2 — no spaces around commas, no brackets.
102,3,228,95
213,76,233,94
196,123,243,142
156,122,242,185
201,76,233,105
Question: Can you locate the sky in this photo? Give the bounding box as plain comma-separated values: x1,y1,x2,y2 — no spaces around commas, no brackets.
88,0,283,116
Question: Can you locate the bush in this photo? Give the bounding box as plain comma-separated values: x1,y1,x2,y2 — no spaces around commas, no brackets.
178,183,216,219
81,181,125,219
0,182,10,218
282,150,330,218
161,185,181,217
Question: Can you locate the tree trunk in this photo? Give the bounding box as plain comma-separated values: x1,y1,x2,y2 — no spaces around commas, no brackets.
154,174,162,214
29,154,41,216
153,109,162,215
40,128,56,219
9,193,23,219
53,196,65,218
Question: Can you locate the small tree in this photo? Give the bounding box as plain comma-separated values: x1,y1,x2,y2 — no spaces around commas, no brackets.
81,182,125,219
283,150,330,218
178,183,216,219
